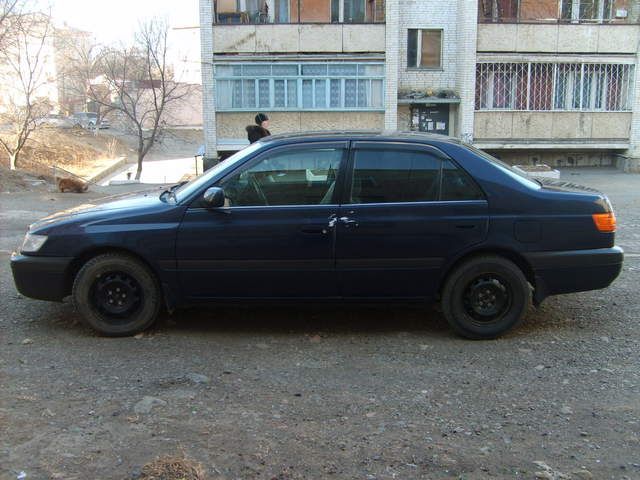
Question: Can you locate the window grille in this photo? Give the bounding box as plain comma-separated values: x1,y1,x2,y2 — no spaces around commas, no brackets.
476,62,634,111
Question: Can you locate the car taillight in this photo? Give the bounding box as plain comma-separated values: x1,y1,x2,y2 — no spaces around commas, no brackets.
592,212,616,233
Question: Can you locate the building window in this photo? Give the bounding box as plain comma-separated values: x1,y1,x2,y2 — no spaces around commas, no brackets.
215,0,384,24
478,0,518,22
215,62,384,111
561,0,616,22
407,29,442,69
479,0,631,23
476,62,634,112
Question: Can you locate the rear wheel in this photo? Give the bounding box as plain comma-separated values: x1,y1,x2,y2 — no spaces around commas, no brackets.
72,253,161,336
441,255,531,339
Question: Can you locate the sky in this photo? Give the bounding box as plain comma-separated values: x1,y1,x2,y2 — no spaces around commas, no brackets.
49,0,200,44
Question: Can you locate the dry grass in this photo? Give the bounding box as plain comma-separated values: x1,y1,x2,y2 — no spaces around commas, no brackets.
0,127,129,178
136,455,206,480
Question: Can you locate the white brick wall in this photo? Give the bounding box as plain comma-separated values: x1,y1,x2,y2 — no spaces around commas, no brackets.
393,0,477,140
384,0,399,130
199,0,217,159
397,1,459,91
456,0,478,143
625,47,640,170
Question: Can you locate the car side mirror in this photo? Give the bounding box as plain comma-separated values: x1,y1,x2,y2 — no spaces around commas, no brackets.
203,187,225,208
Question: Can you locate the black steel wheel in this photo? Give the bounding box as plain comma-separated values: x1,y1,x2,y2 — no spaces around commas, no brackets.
441,256,530,339
90,271,143,320
462,274,512,324
72,253,161,336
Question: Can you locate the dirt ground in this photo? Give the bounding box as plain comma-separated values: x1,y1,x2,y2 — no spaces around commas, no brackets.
0,169,639,480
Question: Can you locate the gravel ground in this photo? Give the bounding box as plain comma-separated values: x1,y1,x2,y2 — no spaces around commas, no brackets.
0,169,639,480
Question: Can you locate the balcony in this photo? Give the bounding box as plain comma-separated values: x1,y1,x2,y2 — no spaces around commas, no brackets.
473,111,632,149
214,0,385,24
478,0,639,25
213,23,385,52
477,1,640,53
473,60,634,148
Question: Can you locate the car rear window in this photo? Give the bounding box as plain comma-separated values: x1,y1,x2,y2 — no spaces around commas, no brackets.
349,147,485,204
465,144,541,190
441,159,485,201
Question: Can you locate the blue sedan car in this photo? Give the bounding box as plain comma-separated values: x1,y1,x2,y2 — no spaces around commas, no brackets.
11,132,623,339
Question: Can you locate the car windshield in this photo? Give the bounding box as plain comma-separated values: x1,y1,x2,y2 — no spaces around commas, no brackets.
173,142,264,203
465,143,541,190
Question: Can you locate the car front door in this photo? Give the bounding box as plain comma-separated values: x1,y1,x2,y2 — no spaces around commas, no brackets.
335,141,489,299
176,142,347,299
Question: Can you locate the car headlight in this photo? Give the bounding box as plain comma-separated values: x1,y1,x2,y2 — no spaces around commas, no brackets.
21,233,48,253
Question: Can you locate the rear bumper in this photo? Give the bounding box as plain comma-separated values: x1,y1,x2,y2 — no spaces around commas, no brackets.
10,253,73,301
525,246,623,303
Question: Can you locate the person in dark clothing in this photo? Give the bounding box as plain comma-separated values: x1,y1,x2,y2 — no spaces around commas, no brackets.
246,113,271,143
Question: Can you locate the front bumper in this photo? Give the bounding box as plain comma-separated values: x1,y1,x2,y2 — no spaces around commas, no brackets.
525,246,624,304
10,253,74,301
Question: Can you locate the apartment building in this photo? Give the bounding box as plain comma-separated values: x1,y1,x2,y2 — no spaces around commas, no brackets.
199,0,640,169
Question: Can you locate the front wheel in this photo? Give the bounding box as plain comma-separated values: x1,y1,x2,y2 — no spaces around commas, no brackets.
72,253,161,336
441,255,531,340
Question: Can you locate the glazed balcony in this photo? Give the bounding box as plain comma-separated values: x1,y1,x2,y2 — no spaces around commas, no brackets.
478,0,639,25
213,0,385,24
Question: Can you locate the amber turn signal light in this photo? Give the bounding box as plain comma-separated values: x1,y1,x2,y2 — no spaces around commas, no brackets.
592,212,616,233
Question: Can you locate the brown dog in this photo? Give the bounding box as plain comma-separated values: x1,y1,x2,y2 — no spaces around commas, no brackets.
58,177,89,193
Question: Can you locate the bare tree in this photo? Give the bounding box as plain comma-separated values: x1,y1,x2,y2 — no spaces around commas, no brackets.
0,13,52,170
87,19,189,180
0,0,23,49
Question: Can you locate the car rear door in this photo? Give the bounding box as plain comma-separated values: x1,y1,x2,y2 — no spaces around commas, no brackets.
175,141,347,299
335,141,489,299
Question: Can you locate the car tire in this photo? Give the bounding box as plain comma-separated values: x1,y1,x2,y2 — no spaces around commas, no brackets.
72,253,161,336
441,255,531,340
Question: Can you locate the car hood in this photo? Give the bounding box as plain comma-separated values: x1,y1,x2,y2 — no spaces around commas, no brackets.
30,188,167,230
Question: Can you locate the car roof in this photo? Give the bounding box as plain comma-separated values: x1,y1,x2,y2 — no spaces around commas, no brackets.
261,130,464,147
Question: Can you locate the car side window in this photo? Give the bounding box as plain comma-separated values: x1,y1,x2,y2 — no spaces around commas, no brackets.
349,148,441,204
220,147,344,207
440,159,485,201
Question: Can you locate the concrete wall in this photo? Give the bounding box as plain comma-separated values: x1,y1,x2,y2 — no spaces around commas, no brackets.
474,112,632,140
489,150,617,168
216,111,384,138
213,24,386,53
477,24,640,54
164,85,203,127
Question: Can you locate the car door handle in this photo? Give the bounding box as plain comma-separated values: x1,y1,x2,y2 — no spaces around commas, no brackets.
455,224,477,230
339,216,359,228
